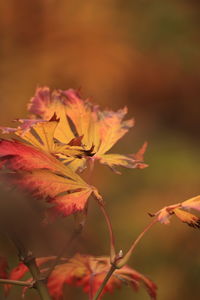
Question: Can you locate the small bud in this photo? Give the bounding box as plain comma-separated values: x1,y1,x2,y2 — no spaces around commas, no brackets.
118,250,123,258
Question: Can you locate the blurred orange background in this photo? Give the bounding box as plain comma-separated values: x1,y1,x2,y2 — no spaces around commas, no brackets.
0,1,199,299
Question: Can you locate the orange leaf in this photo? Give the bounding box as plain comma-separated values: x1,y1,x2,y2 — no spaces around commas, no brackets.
150,195,200,230
50,189,93,216
97,107,134,155
182,195,200,212
0,139,99,217
98,151,148,174
174,208,200,229
0,139,61,172
11,169,95,216
0,139,87,179
132,141,148,162
7,254,157,300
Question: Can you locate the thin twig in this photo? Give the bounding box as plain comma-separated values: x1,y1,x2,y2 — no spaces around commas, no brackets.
99,203,116,262
0,278,33,287
92,264,116,300
11,234,52,300
45,227,82,279
89,274,95,300
92,218,158,299
26,257,52,300
116,218,158,268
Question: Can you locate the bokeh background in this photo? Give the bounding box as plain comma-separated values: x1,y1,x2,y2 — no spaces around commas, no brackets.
0,0,200,299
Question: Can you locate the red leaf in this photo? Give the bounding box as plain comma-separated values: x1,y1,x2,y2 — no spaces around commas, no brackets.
0,257,9,295
133,141,148,162
0,139,98,217
0,139,62,172
9,262,28,282
0,257,8,279
9,169,94,217
7,254,157,300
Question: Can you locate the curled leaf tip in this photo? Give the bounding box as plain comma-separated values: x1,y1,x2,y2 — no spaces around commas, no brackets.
187,219,200,229
152,197,200,230
67,135,83,146
174,208,200,229
49,113,60,122
148,212,156,218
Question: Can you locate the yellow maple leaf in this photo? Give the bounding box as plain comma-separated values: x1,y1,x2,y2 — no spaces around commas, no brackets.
1,118,94,167
28,87,148,173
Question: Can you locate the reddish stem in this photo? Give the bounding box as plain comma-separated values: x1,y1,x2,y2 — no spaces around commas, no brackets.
117,218,158,268
99,203,116,262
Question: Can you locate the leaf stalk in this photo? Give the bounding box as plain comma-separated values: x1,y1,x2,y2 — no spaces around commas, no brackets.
0,278,33,287
92,264,116,300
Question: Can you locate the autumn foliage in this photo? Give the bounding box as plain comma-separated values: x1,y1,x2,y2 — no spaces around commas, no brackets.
7,254,156,300
0,87,199,300
0,87,146,217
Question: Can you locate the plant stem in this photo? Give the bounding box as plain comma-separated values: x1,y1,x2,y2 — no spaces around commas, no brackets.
92,264,116,300
45,228,82,279
0,278,33,287
116,218,158,268
11,234,52,300
92,218,158,300
27,257,52,300
89,164,116,260
99,203,116,262
87,157,95,183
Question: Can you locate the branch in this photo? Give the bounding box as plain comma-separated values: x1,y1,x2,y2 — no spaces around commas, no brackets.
45,226,83,279
92,218,158,299
26,256,52,300
0,278,33,287
87,161,116,263
116,218,158,268
98,203,116,262
92,264,116,300
11,234,52,300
